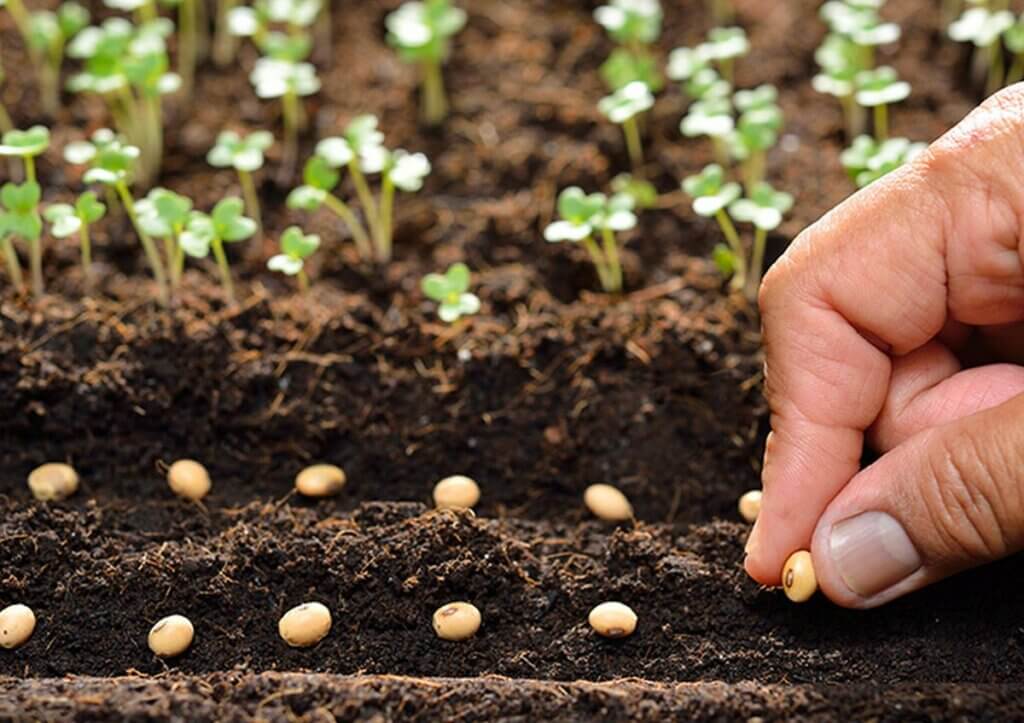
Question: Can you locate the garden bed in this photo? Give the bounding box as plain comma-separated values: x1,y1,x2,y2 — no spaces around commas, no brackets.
1,0,1021,720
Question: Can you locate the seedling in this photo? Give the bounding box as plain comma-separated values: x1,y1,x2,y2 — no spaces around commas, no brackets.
134,187,193,286
207,130,273,241
680,96,734,166
949,6,1015,94
667,47,729,101
378,149,431,261
386,0,467,125
157,0,203,98
212,0,240,66
728,181,793,299
682,164,745,292
611,173,658,209
27,2,90,115
0,181,41,296
698,26,749,84
840,135,926,187
598,80,654,170
812,33,864,138
0,125,50,183
821,1,900,67
44,191,106,291
179,197,256,302
249,58,319,172
289,154,373,260
421,262,480,322
267,225,320,292
730,84,783,189
594,0,663,91
854,65,910,140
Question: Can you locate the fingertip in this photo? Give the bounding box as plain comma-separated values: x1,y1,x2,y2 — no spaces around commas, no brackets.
743,520,782,586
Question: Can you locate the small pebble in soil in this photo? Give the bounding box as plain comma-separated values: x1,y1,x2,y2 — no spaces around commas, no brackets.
432,602,482,641
0,604,36,649
738,490,762,523
148,615,194,658
27,463,79,501
167,460,211,501
295,464,347,498
433,476,481,510
583,484,633,521
279,602,332,648
588,601,637,638
783,550,818,603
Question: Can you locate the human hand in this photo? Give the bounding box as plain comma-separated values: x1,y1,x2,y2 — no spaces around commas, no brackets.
744,85,1024,608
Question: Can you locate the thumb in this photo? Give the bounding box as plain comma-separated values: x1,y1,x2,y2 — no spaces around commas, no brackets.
809,391,1024,609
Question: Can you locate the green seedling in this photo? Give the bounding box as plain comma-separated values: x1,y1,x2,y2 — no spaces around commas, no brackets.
27,2,90,116
598,80,654,171
103,0,158,22
213,0,240,65
249,57,319,173
179,197,256,302
601,47,662,92
730,85,783,189
728,181,792,299
267,225,319,291
44,191,106,290
0,181,40,295
134,187,192,286
594,0,663,91
697,26,748,84
667,47,730,100
812,33,864,138
289,154,373,260
682,164,745,292
680,96,734,166
421,262,480,322
157,0,203,98
378,149,430,262
854,65,910,140
0,125,50,183
821,1,900,68
386,0,467,125
840,134,926,187
207,130,272,242
65,129,170,305
949,7,1016,94
611,173,658,209
1005,15,1024,85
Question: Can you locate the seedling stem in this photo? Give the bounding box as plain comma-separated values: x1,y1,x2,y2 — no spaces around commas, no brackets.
714,209,746,291
116,181,170,306
873,103,888,141
378,176,395,262
623,116,644,171
2,237,22,288
322,194,372,260
211,238,233,300
238,168,262,242
348,161,382,244
747,227,768,300
422,59,447,127
600,226,623,292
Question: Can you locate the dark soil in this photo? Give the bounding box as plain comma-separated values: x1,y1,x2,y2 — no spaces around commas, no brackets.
0,0,1020,719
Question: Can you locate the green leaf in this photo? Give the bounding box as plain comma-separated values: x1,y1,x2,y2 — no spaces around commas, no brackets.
712,243,736,277
212,197,257,243
180,213,214,258
57,2,90,39
557,187,605,223
149,188,192,226
421,272,450,301
1,181,41,212
267,253,304,275
303,156,340,191
287,185,327,211
600,48,663,92
445,262,471,294
44,203,81,238
0,126,51,157
280,226,320,259
75,191,106,224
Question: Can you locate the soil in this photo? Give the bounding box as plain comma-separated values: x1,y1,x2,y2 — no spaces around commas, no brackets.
1,0,1022,720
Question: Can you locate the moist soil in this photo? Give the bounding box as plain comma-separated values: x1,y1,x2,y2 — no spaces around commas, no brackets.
1,0,1021,720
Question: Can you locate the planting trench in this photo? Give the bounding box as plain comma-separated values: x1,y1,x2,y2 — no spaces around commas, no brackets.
2,0,1024,719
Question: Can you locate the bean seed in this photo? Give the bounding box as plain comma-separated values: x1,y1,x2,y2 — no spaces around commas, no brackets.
148,615,194,658
27,463,79,501
279,602,332,648
738,490,762,523
167,459,211,501
0,604,36,649
433,476,480,510
295,464,347,498
588,601,637,638
583,484,633,521
432,602,481,641
782,550,817,603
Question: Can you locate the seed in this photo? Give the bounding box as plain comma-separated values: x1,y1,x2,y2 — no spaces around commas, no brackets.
433,475,480,510
295,464,347,498
782,550,817,603
588,601,637,639
148,615,194,658
279,602,332,648
738,490,762,523
167,459,211,501
27,463,79,501
0,604,36,649
583,484,633,521
432,602,481,641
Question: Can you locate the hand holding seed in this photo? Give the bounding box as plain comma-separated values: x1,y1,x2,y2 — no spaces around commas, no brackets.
745,85,1024,609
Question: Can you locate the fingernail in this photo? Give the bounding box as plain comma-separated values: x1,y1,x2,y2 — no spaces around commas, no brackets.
829,512,922,597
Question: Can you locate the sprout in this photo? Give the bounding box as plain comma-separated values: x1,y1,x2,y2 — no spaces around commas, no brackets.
840,134,926,188
134,187,192,287
812,33,864,138
386,0,467,125
421,262,480,322
697,26,749,84
594,0,662,92
949,7,1016,94
611,173,658,210
212,0,241,66
267,225,320,291
680,96,734,167
854,65,910,140
600,47,662,92
27,2,90,115
730,84,783,189
682,164,745,293
207,130,273,242
0,125,50,183
179,197,256,301
157,0,203,98
249,57,319,171
598,80,654,170
728,181,793,298
378,149,430,261
0,181,41,295
44,191,106,290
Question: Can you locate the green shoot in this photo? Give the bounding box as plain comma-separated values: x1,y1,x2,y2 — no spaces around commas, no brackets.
213,0,240,66
727,182,793,299
0,181,41,296
949,7,1016,94
680,96,734,167
44,191,106,291
249,58,320,174
0,125,50,183
288,154,373,260
386,0,467,126
601,48,662,92
27,2,90,116
594,0,663,92
598,80,655,172
854,65,910,141
157,0,202,98
611,173,658,210
697,26,749,85
179,197,256,302
682,164,744,292
207,130,273,243
840,135,926,187
378,149,431,262
812,33,864,138
421,262,480,322
730,84,783,190
267,225,319,292
134,187,192,287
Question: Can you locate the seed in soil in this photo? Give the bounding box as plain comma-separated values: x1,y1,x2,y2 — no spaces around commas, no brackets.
783,550,818,603
738,490,762,523
432,602,482,641
166,459,211,501
279,602,332,648
588,601,638,639
583,484,633,521
0,604,36,650
148,615,194,658
295,464,347,498
433,475,480,510
27,463,79,501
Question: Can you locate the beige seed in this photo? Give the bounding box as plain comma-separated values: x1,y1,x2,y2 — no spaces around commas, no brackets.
583,484,633,521
27,463,79,502
0,604,36,649
279,602,332,648
433,476,480,510
295,464,347,498
782,550,817,603
148,615,194,658
167,459,211,501
738,490,762,523
432,602,481,641
588,601,637,639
